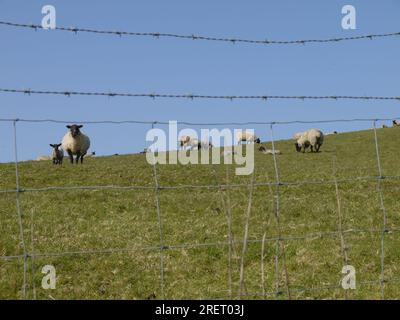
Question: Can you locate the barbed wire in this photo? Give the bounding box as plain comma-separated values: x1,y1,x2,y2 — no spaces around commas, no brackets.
0,117,399,126
1,20,400,46
1,87,399,101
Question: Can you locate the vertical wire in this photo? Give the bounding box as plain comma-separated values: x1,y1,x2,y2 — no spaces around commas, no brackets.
150,122,165,299
13,120,28,299
372,121,388,299
270,123,291,299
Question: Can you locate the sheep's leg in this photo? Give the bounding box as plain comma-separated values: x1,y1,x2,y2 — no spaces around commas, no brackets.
75,151,81,164
316,144,320,153
310,145,314,153
67,150,74,164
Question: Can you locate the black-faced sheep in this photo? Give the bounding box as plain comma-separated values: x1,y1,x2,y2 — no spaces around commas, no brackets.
62,124,91,164
50,143,64,165
236,132,261,145
393,120,400,127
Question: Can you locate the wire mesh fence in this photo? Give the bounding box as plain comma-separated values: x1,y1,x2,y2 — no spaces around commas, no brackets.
0,116,399,299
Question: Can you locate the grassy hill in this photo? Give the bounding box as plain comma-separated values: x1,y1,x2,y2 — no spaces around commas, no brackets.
1,127,399,300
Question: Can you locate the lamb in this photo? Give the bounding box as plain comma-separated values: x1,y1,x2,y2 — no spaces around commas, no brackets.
62,124,91,164
236,132,261,145
294,128,324,153
50,143,64,165
393,120,400,127
259,146,281,155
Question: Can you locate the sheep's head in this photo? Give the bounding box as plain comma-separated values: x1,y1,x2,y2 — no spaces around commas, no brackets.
50,143,62,150
66,124,83,138
295,143,302,152
255,138,261,144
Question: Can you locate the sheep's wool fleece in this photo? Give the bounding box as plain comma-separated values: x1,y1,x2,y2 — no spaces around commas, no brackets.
62,132,91,154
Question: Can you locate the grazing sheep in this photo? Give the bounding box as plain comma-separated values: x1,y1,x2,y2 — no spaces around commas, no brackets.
85,151,96,158
184,138,212,150
50,143,64,165
62,124,91,164
294,128,324,153
393,120,400,127
36,155,52,161
179,135,193,150
326,131,338,135
236,132,261,145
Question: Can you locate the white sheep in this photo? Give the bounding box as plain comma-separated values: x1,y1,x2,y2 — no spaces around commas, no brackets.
294,128,324,153
236,132,261,145
393,120,400,127
36,155,52,161
259,146,281,155
62,124,91,164
179,135,192,150
186,138,213,150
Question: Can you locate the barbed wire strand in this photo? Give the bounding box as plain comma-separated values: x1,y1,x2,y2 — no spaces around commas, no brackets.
270,123,291,299
1,88,399,101
373,121,388,300
1,117,399,126
12,120,28,299
1,21,400,46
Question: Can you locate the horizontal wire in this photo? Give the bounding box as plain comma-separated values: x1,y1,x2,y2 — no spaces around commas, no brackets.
1,20,400,46
0,117,399,126
0,88,399,101
2,226,399,261
0,175,398,194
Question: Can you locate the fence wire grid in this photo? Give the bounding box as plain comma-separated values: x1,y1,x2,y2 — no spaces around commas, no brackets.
0,116,399,300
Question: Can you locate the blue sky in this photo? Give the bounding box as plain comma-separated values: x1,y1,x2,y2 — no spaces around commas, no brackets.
0,0,399,162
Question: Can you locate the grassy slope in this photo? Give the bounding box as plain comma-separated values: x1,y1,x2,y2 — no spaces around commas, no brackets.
0,127,399,300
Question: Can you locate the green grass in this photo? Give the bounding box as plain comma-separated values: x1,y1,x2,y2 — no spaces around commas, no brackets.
1,127,400,300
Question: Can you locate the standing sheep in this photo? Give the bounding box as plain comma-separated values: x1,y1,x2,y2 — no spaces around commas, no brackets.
393,120,400,127
50,143,64,165
236,132,261,145
294,129,324,153
62,124,91,164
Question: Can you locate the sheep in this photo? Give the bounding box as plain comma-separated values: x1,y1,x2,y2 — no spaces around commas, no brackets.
294,128,324,153
36,155,52,161
259,146,281,155
85,151,96,158
382,125,388,129
179,135,192,150
326,131,338,135
62,124,91,164
393,120,400,127
185,138,212,150
236,132,261,145
50,143,64,165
